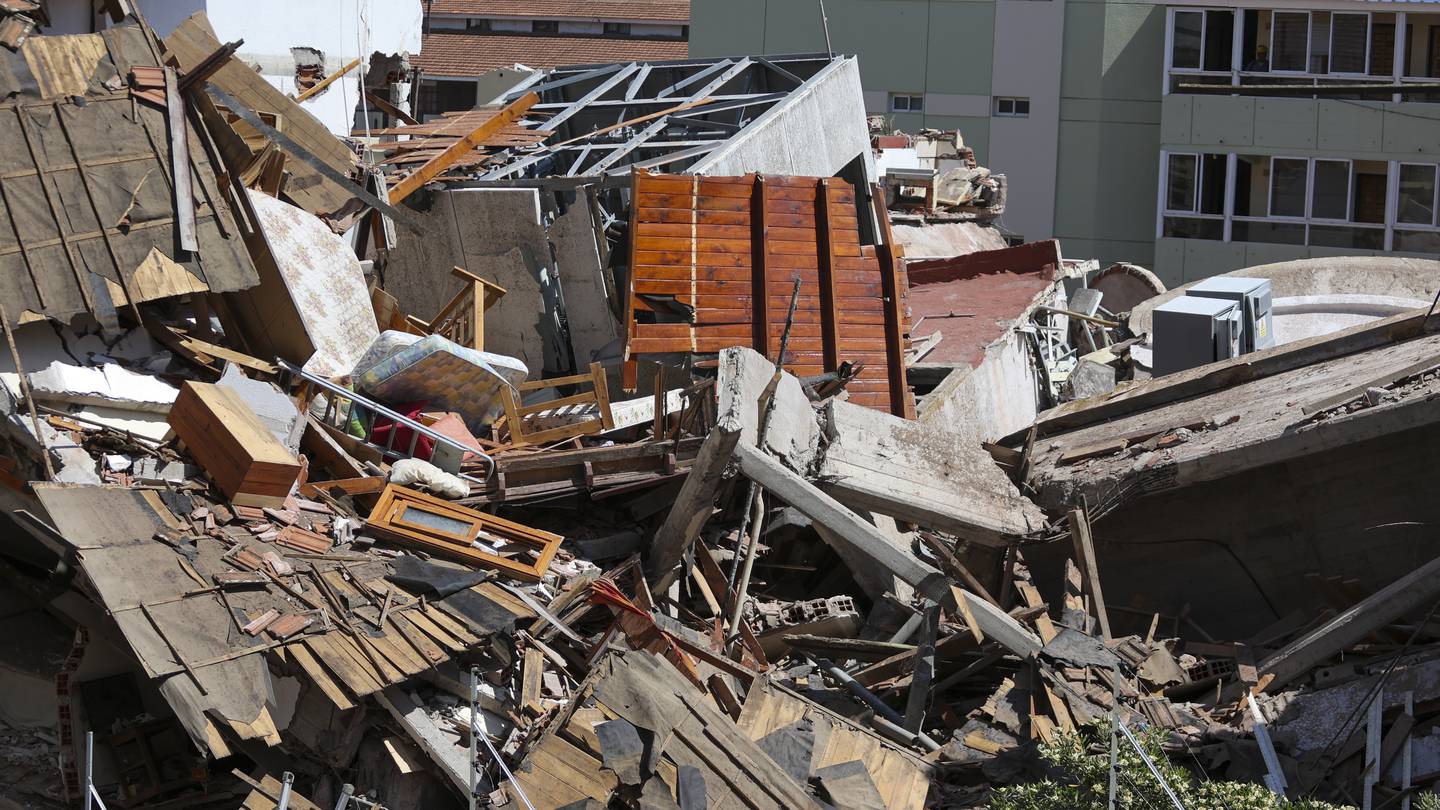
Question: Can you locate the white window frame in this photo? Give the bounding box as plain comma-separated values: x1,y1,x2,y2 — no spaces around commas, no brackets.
1164,153,1200,213
1168,8,1238,74
1396,162,1440,230
1327,11,1372,77
1269,10,1313,75
889,93,923,113
993,96,1030,117
1309,158,1354,223
1170,9,1206,72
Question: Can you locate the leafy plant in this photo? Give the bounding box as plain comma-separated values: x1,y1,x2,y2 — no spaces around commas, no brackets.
990,720,1352,810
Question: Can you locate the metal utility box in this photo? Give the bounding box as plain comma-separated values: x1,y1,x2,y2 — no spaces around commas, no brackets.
1185,276,1275,353
1152,296,1242,376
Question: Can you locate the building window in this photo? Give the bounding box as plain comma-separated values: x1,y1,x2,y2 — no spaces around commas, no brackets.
603,22,631,36
1329,13,1368,74
532,20,559,34
889,93,924,112
994,96,1030,117
1311,160,1351,220
1163,153,1404,250
1166,154,1198,212
1171,10,1235,72
1398,165,1438,226
1269,158,1308,217
1271,11,1310,72
466,18,491,32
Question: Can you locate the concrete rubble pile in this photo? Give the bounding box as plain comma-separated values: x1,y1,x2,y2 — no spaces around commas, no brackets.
1,8,1439,810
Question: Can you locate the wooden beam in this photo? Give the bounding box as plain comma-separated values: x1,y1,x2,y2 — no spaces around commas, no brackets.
956,586,1043,659
1067,506,1112,640
816,177,840,371
295,56,362,103
751,174,772,359
387,92,538,205
733,441,948,601
1257,552,1440,693
364,90,420,126
870,182,911,418
648,419,742,592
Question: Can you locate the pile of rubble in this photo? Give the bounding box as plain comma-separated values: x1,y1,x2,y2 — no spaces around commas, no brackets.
2,8,1440,810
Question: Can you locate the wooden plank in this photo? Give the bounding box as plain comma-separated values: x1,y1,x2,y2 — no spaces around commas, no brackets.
816,177,841,371
1256,551,1440,693
870,182,910,418
163,66,198,253
521,647,545,715
388,93,538,204
287,641,356,710
1067,506,1112,640
649,418,742,591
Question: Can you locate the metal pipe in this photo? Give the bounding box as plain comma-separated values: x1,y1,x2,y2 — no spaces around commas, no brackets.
279,359,494,479
333,784,355,810
810,656,943,751
469,667,479,810
276,772,295,810
886,610,925,645
84,731,94,810
1116,719,1186,810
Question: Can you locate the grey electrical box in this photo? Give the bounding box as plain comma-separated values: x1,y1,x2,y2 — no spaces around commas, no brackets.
1185,276,1275,353
1152,296,1242,376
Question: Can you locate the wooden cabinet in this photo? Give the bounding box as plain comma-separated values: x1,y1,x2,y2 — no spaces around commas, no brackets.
168,381,301,508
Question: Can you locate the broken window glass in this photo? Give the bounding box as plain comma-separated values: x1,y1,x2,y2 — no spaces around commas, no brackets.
1272,12,1309,72
1173,11,1203,69
1398,164,1438,226
1311,160,1350,220
1167,154,1198,212
1269,158,1307,217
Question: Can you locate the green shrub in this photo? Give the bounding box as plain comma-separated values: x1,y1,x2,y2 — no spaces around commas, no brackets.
990,720,1351,810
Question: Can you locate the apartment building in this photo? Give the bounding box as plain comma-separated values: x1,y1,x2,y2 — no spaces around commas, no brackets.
690,0,1440,286
414,0,690,117
1157,2,1440,281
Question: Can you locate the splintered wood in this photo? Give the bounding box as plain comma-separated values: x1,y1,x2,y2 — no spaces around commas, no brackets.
624,171,913,416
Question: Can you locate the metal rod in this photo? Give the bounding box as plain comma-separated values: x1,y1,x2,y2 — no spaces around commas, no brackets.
818,0,833,57
276,772,295,810
279,359,494,479
468,668,478,810
727,278,802,594
1108,667,1120,810
810,655,943,751
84,731,94,810
1116,718,1187,810
468,671,535,810
333,784,355,810
0,301,54,479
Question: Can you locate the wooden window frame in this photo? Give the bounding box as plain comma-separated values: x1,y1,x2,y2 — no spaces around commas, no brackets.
366,484,562,581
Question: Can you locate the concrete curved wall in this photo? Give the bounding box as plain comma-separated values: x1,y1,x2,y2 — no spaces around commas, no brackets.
1130,256,1440,340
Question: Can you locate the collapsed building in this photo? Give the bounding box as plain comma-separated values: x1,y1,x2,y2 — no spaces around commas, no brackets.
0,6,1438,810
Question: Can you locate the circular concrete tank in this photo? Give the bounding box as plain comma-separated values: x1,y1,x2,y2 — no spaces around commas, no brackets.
1129,256,1440,344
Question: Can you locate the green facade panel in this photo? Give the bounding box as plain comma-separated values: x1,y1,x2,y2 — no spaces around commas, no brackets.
1190,96,1254,148
1254,99,1317,150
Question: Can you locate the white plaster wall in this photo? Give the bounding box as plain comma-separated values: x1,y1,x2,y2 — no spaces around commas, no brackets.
205,0,423,136
988,0,1066,243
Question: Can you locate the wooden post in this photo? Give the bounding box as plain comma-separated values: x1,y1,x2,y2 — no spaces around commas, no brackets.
750,174,772,361
816,177,840,371
1067,505,1112,640
870,183,911,418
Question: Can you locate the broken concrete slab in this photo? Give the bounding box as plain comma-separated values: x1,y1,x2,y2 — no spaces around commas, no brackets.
818,398,1045,545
